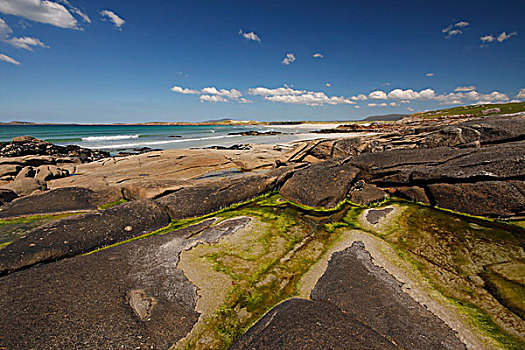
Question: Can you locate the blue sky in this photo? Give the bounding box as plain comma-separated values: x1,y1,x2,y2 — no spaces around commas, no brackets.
0,0,524,123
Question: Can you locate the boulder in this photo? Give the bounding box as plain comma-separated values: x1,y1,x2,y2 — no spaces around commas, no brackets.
14,166,35,180
0,177,46,196
427,181,525,218
349,182,388,205
310,242,466,349
156,169,292,220
279,160,360,208
230,298,399,350
393,186,430,204
0,189,17,206
0,199,171,275
34,164,69,181
0,187,102,218
0,164,21,178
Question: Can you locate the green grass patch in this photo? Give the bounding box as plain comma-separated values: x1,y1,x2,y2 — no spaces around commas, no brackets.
97,199,128,210
414,101,525,119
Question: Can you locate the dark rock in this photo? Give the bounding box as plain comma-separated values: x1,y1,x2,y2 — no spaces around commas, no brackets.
394,186,430,204
0,187,101,218
310,242,466,350
279,161,360,208
0,199,171,275
349,183,387,205
0,189,17,206
0,136,109,161
462,116,525,144
230,298,399,350
366,207,394,224
427,181,525,218
228,130,282,136
0,222,209,349
156,169,291,220
202,144,251,150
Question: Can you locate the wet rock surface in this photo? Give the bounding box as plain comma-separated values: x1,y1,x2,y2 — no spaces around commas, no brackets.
0,187,101,218
0,199,170,275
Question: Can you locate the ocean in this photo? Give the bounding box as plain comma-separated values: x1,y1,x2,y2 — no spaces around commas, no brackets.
0,123,352,154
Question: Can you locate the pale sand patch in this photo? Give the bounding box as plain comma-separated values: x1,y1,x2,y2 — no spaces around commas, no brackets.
297,229,491,350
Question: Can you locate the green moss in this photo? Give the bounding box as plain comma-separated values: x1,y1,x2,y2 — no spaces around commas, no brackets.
97,199,128,210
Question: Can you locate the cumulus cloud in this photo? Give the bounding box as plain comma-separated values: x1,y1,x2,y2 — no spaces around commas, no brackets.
100,10,125,29
238,98,252,104
0,0,78,29
351,94,367,101
282,53,295,65
368,90,388,99
5,35,47,50
368,103,387,107
325,83,331,87
516,88,525,100
200,95,228,103
455,85,476,92
497,31,517,42
446,29,462,38
455,21,469,28
201,87,242,99
239,29,260,42
426,73,434,77
249,86,354,106
390,102,399,107
58,0,90,23
0,52,19,65
313,53,324,58
170,86,200,94
480,35,495,43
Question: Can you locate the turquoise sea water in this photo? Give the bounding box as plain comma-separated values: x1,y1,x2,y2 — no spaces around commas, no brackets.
0,124,345,152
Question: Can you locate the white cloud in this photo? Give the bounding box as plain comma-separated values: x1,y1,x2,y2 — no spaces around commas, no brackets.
400,100,410,104
426,73,434,77
0,18,13,38
351,94,367,101
100,10,124,29
200,95,228,103
516,88,525,100
0,0,78,29
455,85,476,92
0,52,19,65
250,86,354,106
455,21,469,28
239,29,260,42
201,87,242,99
390,102,400,107
480,35,495,43
388,89,419,100
170,86,200,94
407,107,414,112
325,83,331,87
313,53,324,58
497,31,517,42
5,35,47,50
238,98,252,104
368,103,387,107
57,0,90,23
368,90,387,100
354,105,360,109
282,53,295,65
446,29,462,38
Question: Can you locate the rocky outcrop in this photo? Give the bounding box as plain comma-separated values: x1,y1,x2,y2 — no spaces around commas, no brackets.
0,187,102,218
0,136,109,160
232,242,466,350
279,160,360,208
0,199,170,275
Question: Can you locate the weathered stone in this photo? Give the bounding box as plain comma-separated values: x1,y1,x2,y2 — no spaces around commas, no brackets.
0,177,47,196
230,298,399,350
0,199,171,275
14,166,35,180
0,187,102,218
156,169,290,219
0,164,21,177
366,207,394,224
0,189,17,206
394,186,430,204
0,222,210,349
279,160,360,208
349,183,387,205
310,242,466,350
427,181,525,218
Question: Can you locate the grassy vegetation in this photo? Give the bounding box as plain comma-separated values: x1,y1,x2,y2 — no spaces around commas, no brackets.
414,101,525,119
97,199,128,210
